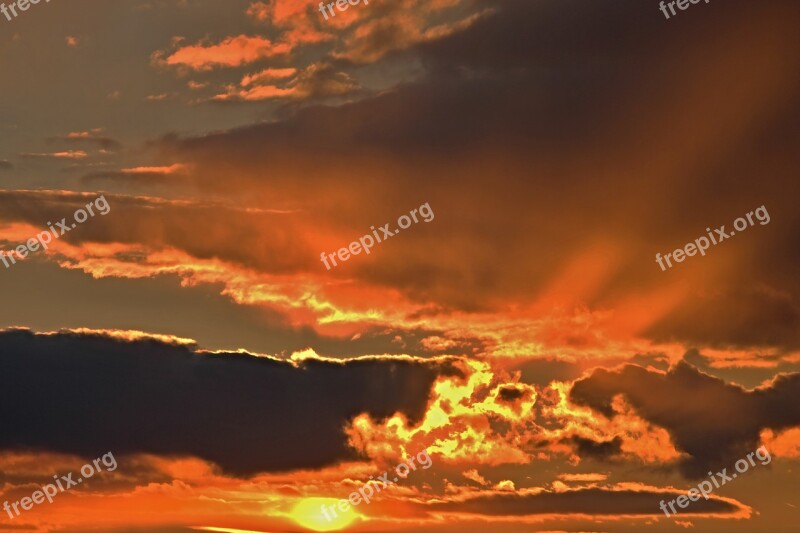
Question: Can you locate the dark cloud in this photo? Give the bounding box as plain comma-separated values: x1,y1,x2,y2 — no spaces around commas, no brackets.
646,284,800,350
568,435,623,461
682,348,800,389
426,487,739,516
0,329,459,475
0,160,12,170
570,362,800,478
497,386,525,402
139,0,800,336
1,0,798,353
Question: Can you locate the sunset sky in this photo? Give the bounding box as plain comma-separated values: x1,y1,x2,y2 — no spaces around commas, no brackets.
1,0,799,532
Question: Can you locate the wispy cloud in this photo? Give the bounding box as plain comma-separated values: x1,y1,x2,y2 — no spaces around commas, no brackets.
20,150,89,160
47,129,121,151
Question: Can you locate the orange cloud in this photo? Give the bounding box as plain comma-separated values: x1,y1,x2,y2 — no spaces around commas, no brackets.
212,84,298,102
120,163,187,174
213,62,358,102
761,428,800,458
345,359,536,466
159,36,291,70
241,67,297,86
156,0,485,102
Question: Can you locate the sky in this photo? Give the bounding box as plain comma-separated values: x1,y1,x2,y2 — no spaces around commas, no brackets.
0,0,799,532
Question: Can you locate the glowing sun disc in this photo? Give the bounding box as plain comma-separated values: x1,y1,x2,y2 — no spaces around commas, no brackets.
290,497,361,531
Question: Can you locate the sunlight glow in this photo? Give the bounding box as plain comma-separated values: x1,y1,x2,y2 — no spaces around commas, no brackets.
290,497,361,531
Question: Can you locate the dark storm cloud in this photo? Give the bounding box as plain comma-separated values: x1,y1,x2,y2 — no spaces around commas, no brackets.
646,284,800,350
139,0,800,347
0,160,12,170
0,329,460,475
426,487,739,516
0,1,796,355
570,362,800,478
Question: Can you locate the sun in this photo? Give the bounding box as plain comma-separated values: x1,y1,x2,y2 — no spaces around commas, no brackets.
290,497,361,531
